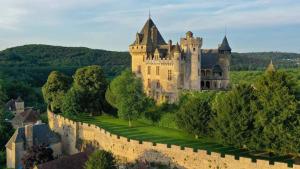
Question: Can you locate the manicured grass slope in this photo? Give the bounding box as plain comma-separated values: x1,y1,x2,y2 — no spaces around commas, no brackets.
73,114,294,165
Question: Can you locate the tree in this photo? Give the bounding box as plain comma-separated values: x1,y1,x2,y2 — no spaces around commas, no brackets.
42,71,71,113
210,84,256,148
251,69,300,155
0,85,14,152
72,65,107,116
85,150,117,169
61,88,82,118
105,70,149,126
176,92,215,138
21,144,54,169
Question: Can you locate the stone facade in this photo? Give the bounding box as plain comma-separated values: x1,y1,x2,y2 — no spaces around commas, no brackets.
6,123,62,169
129,17,231,103
48,110,298,169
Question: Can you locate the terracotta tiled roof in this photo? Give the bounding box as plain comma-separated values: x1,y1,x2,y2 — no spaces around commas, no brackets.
12,108,40,127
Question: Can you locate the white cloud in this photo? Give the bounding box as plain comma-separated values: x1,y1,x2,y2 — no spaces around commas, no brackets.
0,0,299,52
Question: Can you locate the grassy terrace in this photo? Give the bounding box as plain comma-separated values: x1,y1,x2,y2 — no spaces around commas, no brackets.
71,114,295,166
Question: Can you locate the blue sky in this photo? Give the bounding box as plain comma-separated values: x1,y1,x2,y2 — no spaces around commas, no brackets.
0,0,300,53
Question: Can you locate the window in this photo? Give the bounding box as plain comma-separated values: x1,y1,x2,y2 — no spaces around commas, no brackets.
193,48,196,51
168,70,172,81
201,70,205,76
206,81,210,89
137,65,141,73
165,95,169,102
157,80,160,88
147,66,151,75
156,66,160,75
201,81,204,88
148,79,151,88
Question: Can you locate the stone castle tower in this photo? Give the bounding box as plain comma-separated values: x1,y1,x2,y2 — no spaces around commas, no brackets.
129,17,231,103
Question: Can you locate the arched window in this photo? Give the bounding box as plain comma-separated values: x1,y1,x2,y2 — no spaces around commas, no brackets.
201,81,204,88
201,70,205,76
206,81,210,89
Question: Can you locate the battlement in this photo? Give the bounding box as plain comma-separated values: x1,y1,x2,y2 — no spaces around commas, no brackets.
48,110,296,169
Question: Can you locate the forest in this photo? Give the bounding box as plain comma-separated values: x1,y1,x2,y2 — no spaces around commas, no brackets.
0,44,299,110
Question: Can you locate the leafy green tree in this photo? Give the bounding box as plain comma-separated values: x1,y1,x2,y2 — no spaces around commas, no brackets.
251,69,300,155
72,65,107,116
176,92,215,138
0,85,14,152
61,88,82,118
106,70,149,126
211,84,256,147
21,144,54,169
85,150,117,169
42,71,71,113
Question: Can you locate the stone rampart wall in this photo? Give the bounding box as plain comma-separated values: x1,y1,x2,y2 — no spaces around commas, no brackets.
48,111,298,169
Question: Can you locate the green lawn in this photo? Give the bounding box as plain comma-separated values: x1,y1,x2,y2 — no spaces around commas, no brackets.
72,114,294,166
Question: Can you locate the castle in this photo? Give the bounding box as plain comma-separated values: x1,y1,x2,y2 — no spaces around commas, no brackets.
129,17,231,103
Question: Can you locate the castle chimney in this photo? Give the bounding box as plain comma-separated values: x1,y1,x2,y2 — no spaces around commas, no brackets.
168,40,172,52
25,124,33,148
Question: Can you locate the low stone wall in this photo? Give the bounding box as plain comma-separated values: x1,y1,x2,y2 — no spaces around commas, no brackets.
48,111,299,169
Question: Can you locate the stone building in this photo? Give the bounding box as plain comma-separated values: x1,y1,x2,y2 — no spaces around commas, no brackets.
6,97,40,129
129,17,231,103
6,97,25,115
6,123,62,169
11,107,40,129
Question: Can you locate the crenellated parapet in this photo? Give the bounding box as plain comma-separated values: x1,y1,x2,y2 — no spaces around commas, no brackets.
48,110,297,169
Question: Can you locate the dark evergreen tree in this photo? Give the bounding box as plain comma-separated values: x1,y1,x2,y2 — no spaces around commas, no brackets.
176,92,215,138
251,68,300,155
211,84,256,147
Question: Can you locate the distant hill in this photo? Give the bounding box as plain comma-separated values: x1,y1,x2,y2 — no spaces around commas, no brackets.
0,44,299,70
231,52,300,70
0,44,130,75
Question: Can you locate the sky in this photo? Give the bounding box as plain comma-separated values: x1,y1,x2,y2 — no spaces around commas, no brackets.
0,0,300,53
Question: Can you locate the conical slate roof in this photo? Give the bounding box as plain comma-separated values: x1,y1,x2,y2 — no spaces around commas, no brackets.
134,18,166,45
219,36,231,51
16,96,23,102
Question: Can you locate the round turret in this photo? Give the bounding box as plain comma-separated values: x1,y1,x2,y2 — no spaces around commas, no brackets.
186,31,193,38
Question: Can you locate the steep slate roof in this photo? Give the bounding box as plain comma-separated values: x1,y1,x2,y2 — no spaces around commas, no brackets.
16,96,23,102
213,65,223,73
218,36,231,51
6,123,60,149
36,151,90,169
201,49,219,69
6,99,16,111
133,18,166,46
12,108,40,127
